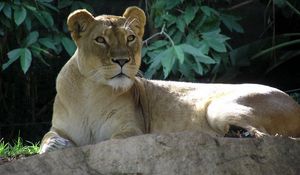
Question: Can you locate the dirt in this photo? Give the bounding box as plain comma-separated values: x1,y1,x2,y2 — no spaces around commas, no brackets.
0,154,34,166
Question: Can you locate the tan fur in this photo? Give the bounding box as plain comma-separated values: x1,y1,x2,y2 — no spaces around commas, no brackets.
40,6,300,153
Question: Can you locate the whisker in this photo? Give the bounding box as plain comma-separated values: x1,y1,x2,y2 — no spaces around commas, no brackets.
123,18,130,28
86,65,104,75
87,68,105,81
127,18,137,28
124,18,137,31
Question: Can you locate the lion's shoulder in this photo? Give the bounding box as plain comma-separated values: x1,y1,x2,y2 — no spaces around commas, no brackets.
56,55,84,95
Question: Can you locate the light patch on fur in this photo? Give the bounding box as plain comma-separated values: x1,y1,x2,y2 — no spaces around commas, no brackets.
107,76,133,91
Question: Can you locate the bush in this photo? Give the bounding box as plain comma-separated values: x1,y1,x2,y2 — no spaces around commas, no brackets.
143,0,300,82
0,0,93,73
143,0,243,81
0,0,94,142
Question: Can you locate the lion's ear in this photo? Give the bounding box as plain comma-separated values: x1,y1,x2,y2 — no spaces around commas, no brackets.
67,9,94,41
123,6,146,38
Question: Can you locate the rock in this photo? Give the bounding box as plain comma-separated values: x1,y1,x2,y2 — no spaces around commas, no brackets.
0,132,299,175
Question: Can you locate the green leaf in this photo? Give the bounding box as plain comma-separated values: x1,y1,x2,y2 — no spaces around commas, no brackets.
33,11,54,28
173,31,183,43
141,47,148,58
220,14,244,33
41,11,54,27
184,6,199,25
203,39,226,52
160,47,175,78
154,16,164,28
39,37,56,51
197,15,220,32
30,43,52,56
8,48,22,60
3,4,12,19
195,15,207,31
195,55,216,64
39,2,59,12
2,48,22,70
162,13,177,27
144,47,176,79
173,45,184,64
202,29,230,52
58,0,73,9
181,43,215,64
23,31,39,47
24,5,36,11
145,40,169,51
192,60,204,75
61,37,76,56
176,17,185,32
165,0,181,10
13,0,21,5
180,43,212,59
30,46,42,59
33,12,48,28
197,41,210,55
20,48,32,73
179,59,195,79
14,6,27,26
144,52,162,78
0,16,12,29
24,17,32,31
200,6,219,17
0,2,5,12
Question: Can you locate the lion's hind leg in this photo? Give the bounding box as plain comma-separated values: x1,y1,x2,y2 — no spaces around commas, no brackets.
225,125,268,138
39,130,75,154
206,101,268,138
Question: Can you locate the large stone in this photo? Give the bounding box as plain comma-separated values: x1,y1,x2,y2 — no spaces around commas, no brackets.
0,132,299,175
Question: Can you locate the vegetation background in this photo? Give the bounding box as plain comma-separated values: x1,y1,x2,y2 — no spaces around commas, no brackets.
0,0,299,145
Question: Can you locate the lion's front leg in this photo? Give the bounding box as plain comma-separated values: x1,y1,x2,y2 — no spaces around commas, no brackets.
39,130,75,154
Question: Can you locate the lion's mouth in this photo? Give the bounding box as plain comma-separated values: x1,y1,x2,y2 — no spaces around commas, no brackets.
110,73,130,79
107,72,134,90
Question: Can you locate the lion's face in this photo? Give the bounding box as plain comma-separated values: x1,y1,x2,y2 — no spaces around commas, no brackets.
67,7,146,90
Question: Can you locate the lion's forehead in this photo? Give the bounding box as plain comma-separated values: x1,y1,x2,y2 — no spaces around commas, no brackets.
95,15,126,27
90,23,133,46
105,27,130,38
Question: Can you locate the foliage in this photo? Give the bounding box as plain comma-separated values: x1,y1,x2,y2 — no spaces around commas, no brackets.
0,0,94,144
0,0,93,73
143,0,243,81
224,0,300,82
143,0,300,82
0,137,39,158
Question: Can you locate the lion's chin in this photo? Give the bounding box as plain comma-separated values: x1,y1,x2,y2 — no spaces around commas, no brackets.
107,76,133,91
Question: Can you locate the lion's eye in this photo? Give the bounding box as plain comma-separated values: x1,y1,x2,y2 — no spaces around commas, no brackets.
95,36,106,44
127,35,135,42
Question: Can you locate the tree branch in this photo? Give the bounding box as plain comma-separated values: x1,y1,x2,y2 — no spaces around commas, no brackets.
143,24,174,46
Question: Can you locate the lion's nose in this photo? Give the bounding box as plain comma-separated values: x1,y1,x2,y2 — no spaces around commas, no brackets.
112,58,129,67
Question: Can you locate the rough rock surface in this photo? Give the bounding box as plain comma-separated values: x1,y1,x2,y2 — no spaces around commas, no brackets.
0,132,299,175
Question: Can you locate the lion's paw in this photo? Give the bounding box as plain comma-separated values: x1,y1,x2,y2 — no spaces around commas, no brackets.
39,136,74,154
225,125,269,138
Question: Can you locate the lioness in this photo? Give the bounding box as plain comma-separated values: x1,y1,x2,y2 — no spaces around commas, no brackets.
40,6,300,153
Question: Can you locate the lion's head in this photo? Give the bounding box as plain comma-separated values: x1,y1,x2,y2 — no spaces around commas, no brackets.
67,7,146,90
